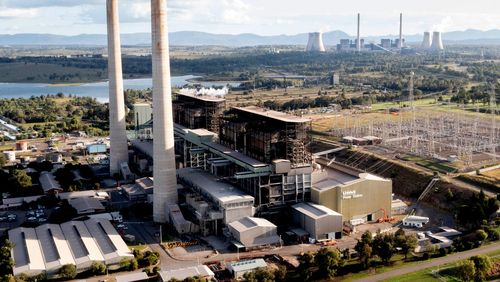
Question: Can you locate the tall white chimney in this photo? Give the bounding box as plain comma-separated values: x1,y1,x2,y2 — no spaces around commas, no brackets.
398,13,403,49
107,0,129,175
151,0,178,223
356,13,361,52
430,31,444,50
305,32,325,52
421,32,432,49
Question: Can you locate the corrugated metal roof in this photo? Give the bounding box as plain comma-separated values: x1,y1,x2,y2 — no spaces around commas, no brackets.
159,265,214,281
228,258,267,272
292,202,342,219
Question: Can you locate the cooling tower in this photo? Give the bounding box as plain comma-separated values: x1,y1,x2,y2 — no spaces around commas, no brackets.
306,32,326,52
151,0,179,223
430,31,444,50
421,32,432,49
107,0,129,175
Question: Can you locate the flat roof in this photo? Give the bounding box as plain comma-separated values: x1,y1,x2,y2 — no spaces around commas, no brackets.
206,141,267,168
177,168,254,206
228,217,276,233
177,92,226,102
233,106,311,123
159,265,214,281
292,202,342,219
115,272,149,282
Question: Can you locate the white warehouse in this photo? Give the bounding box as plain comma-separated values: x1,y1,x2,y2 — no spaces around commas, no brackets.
9,219,133,276
227,217,281,250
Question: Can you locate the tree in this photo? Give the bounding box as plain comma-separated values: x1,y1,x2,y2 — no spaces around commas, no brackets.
475,229,488,243
373,234,396,264
0,239,15,275
274,265,287,282
470,255,492,281
11,170,32,191
59,264,77,280
243,267,275,282
397,234,418,260
298,252,315,281
455,260,476,282
90,261,106,275
355,231,373,268
314,248,343,278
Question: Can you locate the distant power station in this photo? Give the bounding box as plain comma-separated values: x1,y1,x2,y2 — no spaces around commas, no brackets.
306,32,326,52
420,31,444,51
337,13,406,53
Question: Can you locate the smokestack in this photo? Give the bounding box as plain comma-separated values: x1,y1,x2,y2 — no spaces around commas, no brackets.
398,13,403,49
107,0,128,175
430,31,444,51
421,31,432,49
305,32,325,52
356,13,361,52
151,0,178,223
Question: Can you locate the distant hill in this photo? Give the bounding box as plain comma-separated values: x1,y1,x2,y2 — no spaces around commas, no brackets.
0,29,499,46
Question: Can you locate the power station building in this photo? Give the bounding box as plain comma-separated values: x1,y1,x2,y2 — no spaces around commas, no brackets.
311,158,392,223
173,93,226,133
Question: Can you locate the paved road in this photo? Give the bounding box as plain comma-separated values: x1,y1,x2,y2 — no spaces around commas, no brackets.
354,242,500,282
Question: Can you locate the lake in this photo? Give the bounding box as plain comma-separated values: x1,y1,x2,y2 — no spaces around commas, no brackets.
0,75,240,103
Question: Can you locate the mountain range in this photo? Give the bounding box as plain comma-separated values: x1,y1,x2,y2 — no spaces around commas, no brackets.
0,29,499,46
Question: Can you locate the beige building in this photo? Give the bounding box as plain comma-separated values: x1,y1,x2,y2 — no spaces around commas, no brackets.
311,158,392,223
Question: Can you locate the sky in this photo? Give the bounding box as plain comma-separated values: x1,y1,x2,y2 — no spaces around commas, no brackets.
0,0,499,36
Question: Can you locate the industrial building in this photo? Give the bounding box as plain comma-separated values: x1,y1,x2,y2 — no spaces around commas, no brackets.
219,106,311,166
292,202,343,240
69,197,106,215
39,171,63,194
227,259,268,279
159,265,215,282
9,219,133,276
178,167,254,235
311,158,392,223
121,177,154,202
227,216,281,250
173,92,226,133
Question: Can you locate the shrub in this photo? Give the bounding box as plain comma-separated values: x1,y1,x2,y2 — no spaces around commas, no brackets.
59,264,77,280
90,261,106,275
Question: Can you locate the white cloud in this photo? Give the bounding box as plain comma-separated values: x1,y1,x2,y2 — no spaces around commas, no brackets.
0,0,102,8
0,8,37,18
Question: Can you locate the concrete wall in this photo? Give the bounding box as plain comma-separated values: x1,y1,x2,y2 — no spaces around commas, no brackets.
312,179,392,222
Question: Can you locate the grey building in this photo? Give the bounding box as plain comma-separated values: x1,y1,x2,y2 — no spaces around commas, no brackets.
227,216,281,250
292,202,343,240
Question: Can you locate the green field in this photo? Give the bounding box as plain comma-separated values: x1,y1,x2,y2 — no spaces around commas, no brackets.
0,62,106,83
384,249,500,282
402,156,457,173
